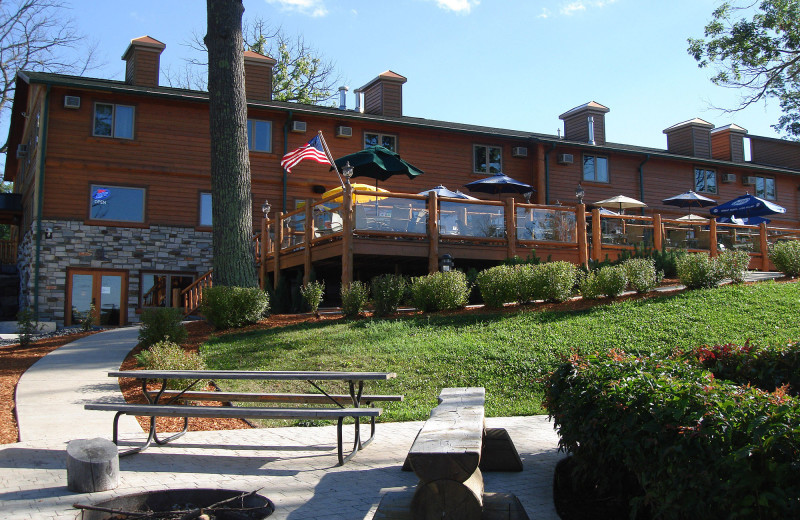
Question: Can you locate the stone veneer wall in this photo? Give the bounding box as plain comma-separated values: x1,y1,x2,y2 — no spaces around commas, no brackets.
18,220,215,327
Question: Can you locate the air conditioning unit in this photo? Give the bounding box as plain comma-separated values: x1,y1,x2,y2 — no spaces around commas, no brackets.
557,153,574,165
335,125,352,138
721,173,736,183
15,144,28,159
743,175,757,186
511,146,528,158
64,95,80,109
291,120,306,133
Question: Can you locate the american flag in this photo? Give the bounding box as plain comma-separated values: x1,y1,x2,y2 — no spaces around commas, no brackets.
280,135,331,173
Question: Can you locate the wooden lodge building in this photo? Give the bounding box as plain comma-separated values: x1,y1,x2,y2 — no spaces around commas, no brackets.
2,35,800,327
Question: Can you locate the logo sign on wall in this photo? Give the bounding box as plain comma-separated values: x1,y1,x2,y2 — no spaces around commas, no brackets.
92,188,110,205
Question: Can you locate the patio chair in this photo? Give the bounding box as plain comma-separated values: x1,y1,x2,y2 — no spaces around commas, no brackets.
389,204,412,233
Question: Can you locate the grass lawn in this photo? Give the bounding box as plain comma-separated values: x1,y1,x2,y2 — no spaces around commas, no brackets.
200,281,799,423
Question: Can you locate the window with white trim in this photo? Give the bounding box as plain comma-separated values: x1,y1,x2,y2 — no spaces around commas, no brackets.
93,103,134,139
473,145,502,174
247,119,272,152
583,154,609,183
694,167,717,194
364,132,397,152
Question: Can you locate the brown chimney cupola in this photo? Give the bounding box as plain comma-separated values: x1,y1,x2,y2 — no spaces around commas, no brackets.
559,101,610,145
122,36,166,88
359,71,407,117
710,124,748,163
663,118,715,158
243,50,277,101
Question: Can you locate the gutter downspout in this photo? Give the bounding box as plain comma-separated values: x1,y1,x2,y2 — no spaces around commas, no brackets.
33,85,51,320
543,142,557,204
638,154,650,216
282,110,293,213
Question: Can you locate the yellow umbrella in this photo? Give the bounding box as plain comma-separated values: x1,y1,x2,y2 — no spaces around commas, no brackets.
322,184,389,204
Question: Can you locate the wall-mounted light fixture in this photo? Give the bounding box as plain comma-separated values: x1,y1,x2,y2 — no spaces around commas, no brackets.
575,183,585,205
261,200,271,216
44,227,53,239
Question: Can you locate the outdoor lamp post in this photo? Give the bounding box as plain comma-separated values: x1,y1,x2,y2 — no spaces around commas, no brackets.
342,161,354,184
439,253,454,272
575,183,585,205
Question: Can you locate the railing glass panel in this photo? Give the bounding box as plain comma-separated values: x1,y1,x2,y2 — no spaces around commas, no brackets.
281,212,306,248
440,201,505,238
354,197,427,233
717,224,759,253
311,202,344,237
516,207,576,242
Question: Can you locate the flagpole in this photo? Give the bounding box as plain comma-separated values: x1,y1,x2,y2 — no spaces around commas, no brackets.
318,130,345,189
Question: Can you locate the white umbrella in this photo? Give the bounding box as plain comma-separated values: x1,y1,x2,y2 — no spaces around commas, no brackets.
676,214,709,222
594,195,647,214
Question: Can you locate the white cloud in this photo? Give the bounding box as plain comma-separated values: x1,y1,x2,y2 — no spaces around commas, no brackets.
557,0,617,16
560,2,586,15
431,0,480,14
265,0,328,17
538,8,552,19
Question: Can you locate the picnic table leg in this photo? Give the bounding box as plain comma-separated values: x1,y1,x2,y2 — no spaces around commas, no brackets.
349,380,365,450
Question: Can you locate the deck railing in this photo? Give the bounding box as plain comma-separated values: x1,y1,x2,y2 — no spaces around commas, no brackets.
0,240,16,264
181,269,213,316
257,184,799,290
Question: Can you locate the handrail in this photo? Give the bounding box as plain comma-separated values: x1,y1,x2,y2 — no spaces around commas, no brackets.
181,269,213,316
0,240,16,264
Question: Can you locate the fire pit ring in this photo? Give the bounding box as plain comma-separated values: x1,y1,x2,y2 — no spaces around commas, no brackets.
75,488,274,519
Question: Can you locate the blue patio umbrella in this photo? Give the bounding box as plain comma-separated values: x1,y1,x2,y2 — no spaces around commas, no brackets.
710,193,786,219
662,190,716,210
716,215,771,226
464,172,534,197
417,185,474,199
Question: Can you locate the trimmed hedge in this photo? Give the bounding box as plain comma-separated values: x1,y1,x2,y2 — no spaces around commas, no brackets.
341,281,369,318
676,252,723,289
410,271,470,312
371,274,406,317
199,285,270,330
476,265,517,308
769,240,800,277
138,307,187,347
546,350,800,519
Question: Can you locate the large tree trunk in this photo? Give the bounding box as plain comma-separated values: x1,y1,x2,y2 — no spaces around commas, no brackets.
206,0,258,288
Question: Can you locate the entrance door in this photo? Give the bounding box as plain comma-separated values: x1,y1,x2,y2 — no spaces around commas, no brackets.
67,269,128,326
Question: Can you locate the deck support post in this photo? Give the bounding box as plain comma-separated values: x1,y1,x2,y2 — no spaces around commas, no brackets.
342,184,354,286
505,198,516,259
759,222,769,270
576,203,588,268
653,214,663,252
273,213,284,290
591,208,601,261
710,219,718,258
428,192,439,273
260,216,267,290
303,200,313,286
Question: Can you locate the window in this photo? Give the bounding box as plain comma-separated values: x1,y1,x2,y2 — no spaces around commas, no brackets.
364,132,397,152
583,154,609,183
93,103,134,139
474,145,502,174
247,119,272,152
753,175,776,200
200,192,212,227
694,167,717,194
89,185,145,222
141,272,195,308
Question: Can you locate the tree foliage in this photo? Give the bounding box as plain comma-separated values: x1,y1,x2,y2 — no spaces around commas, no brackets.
688,0,800,139
165,16,340,105
0,0,97,123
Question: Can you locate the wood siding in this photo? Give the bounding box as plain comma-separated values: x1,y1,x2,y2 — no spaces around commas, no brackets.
125,48,160,88
750,136,800,171
563,112,606,145
381,82,403,117
363,83,383,115
666,125,712,158
244,63,272,102
711,129,745,163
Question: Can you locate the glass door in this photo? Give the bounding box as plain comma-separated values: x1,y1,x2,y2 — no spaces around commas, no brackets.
67,269,127,326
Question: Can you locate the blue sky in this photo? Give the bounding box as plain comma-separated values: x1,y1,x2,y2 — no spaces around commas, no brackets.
32,1,791,150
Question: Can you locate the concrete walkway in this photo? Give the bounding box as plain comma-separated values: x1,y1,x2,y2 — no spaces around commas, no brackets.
3,326,565,520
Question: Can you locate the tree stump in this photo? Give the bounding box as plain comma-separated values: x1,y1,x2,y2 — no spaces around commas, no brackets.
66,438,119,493
411,469,484,520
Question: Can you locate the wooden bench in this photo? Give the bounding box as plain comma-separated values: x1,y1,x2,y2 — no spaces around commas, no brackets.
144,390,403,407
376,387,526,520
84,402,383,465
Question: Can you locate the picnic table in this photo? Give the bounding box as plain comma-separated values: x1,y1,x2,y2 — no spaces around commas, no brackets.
84,370,401,465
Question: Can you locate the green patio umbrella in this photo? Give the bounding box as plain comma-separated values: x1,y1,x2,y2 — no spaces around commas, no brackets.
333,146,424,182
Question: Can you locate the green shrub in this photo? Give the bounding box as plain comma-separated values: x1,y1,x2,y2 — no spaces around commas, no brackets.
476,265,517,308
676,252,723,289
513,264,538,303
717,249,751,283
618,244,684,278
578,270,603,300
532,261,576,303
16,308,36,346
138,307,187,347
685,341,800,395
547,351,800,520
410,271,470,312
769,240,800,277
595,265,628,297
134,339,207,390
623,257,660,293
300,280,325,313
199,285,269,330
371,274,406,317
340,281,369,318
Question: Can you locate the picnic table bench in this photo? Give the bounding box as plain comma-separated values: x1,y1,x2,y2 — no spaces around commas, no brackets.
84,369,401,465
